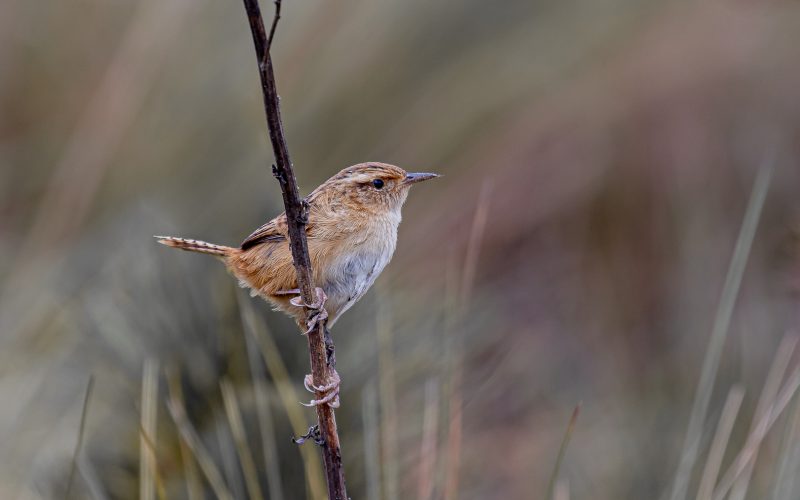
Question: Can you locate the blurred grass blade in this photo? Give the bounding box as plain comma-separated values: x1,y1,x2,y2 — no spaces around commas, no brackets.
0,0,197,343
65,374,94,500
171,369,203,500
215,410,244,500
445,183,492,500
554,479,570,500
221,379,264,500
696,386,745,500
458,181,492,310
236,290,327,500
770,393,800,500
728,336,796,500
417,378,440,500
712,361,800,500
138,428,166,500
547,403,581,500
377,298,399,500
166,370,234,500
178,439,203,500
78,454,110,500
438,254,459,499
139,359,158,500
243,310,285,500
669,159,774,500
362,382,381,500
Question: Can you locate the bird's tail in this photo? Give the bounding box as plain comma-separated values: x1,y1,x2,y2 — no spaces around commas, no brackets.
155,236,234,258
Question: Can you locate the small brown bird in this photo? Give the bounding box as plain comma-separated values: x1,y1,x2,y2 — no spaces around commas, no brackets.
157,162,438,330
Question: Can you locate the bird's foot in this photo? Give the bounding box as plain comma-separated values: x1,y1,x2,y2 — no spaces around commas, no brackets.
279,287,328,335
302,369,341,409
292,425,324,446
283,287,326,309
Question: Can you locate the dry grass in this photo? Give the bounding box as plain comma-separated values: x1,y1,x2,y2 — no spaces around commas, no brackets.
4,0,800,498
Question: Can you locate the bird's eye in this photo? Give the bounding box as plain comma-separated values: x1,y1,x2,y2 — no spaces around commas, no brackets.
372,179,384,189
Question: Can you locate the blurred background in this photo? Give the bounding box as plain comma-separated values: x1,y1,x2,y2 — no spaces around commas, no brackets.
2,0,800,498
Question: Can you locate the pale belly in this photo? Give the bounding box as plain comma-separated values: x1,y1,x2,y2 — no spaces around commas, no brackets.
323,243,394,325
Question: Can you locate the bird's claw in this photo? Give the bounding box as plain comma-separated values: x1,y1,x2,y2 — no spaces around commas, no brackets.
281,287,328,334
284,287,327,310
302,370,341,408
292,425,324,446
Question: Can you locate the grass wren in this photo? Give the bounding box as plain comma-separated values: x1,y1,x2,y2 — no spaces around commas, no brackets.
157,163,438,329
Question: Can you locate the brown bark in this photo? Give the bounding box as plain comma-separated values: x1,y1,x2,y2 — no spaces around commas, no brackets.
240,1,348,498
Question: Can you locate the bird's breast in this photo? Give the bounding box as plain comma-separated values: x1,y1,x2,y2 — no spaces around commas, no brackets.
322,222,398,323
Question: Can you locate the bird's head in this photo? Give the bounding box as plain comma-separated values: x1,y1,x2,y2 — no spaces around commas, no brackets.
318,162,439,214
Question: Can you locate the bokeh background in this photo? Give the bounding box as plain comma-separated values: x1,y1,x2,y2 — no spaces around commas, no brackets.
2,0,800,499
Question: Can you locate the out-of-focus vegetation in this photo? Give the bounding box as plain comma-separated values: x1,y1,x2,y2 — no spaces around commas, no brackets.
2,0,800,499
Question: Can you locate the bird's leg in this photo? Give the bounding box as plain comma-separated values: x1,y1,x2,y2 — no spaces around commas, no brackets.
324,323,336,368
301,323,341,408
279,287,340,408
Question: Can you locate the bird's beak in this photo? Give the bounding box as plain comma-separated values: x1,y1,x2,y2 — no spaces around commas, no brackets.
404,172,440,185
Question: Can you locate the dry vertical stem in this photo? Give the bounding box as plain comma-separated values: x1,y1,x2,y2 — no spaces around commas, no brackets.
175,422,203,500
728,336,796,500
220,379,264,500
696,386,745,500
770,389,800,500
242,303,286,500
166,370,234,500
377,298,399,500
65,375,94,500
362,383,381,500
239,2,348,496
140,359,159,500
669,159,774,500
171,372,205,500
444,182,492,500
238,291,327,498
712,362,800,500
546,404,581,500
553,480,571,500
417,378,440,500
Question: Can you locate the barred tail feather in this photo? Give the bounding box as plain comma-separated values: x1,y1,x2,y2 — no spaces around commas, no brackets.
155,236,234,257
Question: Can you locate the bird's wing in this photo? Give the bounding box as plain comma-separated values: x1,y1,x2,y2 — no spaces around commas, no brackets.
240,206,327,250
240,191,342,250
240,214,289,250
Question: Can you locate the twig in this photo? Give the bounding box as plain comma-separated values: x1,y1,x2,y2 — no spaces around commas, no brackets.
266,0,281,53
239,1,348,498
